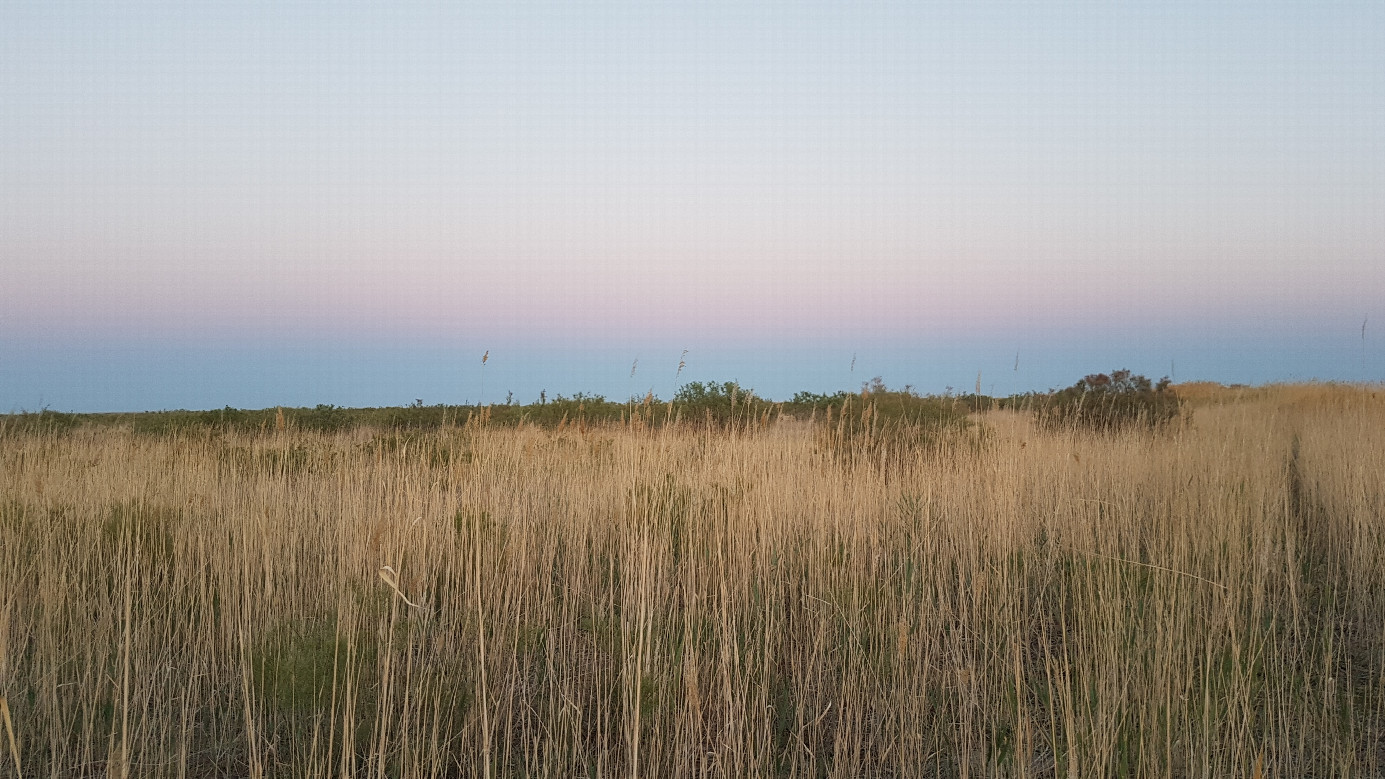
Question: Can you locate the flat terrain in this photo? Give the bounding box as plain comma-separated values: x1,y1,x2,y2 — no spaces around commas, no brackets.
1,385,1383,777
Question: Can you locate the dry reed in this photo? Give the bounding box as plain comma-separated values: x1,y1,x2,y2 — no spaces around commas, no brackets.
0,386,1382,777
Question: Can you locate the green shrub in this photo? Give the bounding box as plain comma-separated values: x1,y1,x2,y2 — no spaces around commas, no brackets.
0,409,86,436
672,381,769,427
1039,369,1181,431
789,389,852,406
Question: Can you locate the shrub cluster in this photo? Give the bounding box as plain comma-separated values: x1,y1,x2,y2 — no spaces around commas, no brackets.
1040,369,1182,431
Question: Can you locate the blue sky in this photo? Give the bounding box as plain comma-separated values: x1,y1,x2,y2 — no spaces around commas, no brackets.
3,1,1383,411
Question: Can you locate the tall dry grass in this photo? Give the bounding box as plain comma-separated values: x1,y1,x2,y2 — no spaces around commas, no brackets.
1,386,1383,777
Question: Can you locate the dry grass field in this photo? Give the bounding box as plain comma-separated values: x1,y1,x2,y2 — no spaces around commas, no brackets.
1,385,1383,777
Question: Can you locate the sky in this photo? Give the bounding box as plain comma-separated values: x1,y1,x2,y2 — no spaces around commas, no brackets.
3,1,1383,412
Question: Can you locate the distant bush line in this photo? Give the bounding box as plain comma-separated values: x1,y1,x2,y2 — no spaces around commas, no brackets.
1,378,986,437
1,371,1195,438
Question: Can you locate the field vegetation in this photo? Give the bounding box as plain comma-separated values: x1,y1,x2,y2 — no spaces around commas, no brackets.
0,378,971,437
1,382,1383,777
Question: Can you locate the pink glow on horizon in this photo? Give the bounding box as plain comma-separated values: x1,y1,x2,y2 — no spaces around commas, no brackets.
6,250,1371,349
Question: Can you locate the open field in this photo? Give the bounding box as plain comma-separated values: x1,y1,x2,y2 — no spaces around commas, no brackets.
1,385,1383,777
